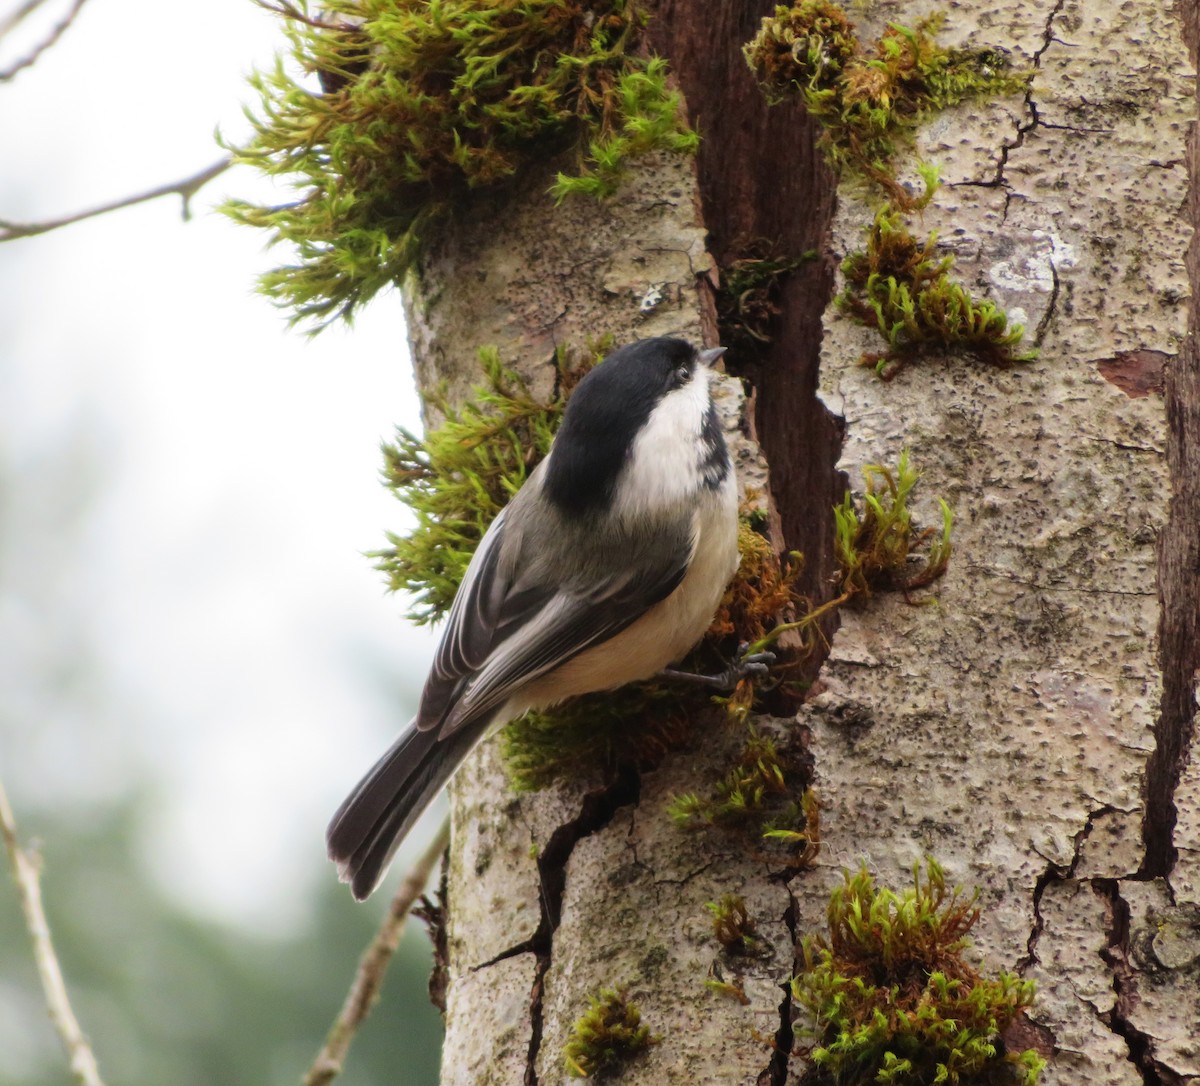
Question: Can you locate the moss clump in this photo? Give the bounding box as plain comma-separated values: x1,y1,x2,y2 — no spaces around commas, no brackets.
744,4,1028,200
794,860,1044,1085
833,450,952,599
563,988,658,1078
745,450,953,661
669,731,820,866
501,682,705,791
706,894,760,955
224,0,697,328
839,200,1035,377
371,345,587,624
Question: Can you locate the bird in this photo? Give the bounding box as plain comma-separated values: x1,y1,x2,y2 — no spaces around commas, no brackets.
327,336,741,899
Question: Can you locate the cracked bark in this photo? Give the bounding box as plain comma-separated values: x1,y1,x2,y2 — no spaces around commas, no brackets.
393,1,1199,1083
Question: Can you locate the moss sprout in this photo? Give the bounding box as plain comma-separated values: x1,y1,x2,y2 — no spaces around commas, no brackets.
744,3,1028,200
746,450,953,661
706,894,760,954
833,450,953,598
224,0,696,327
793,859,1045,1085
501,682,705,791
839,199,1035,377
563,988,658,1078
669,732,819,866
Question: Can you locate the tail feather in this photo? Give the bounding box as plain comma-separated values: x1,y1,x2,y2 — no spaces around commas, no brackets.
327,720,487,900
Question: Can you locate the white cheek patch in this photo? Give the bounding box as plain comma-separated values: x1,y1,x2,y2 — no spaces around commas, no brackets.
613,368,712,519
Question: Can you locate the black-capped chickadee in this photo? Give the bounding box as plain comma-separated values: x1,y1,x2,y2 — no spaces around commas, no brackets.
328,337,740,899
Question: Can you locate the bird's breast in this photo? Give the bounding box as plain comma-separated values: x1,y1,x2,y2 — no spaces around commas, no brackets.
510,476,739,714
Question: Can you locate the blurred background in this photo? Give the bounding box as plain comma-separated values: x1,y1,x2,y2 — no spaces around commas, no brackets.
0,1,445,1083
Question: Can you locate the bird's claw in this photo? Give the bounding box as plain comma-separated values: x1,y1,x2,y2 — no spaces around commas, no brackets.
659,643,777,692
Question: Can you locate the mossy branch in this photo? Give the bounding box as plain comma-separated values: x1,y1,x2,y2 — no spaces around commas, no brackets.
223,0,697,328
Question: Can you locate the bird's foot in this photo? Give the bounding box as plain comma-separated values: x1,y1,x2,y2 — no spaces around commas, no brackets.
659,643,776,692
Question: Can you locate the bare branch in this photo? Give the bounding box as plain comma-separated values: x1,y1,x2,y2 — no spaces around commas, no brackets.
304,819,451,1086
0,156,234,241
0,0,54,39
0,779,106,1086
0,0,90,82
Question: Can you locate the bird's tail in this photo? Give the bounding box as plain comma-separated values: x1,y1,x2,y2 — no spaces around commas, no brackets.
326,720,485,900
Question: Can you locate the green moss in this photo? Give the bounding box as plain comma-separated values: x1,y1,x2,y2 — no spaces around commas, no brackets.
501,682,707,791
223,0,696,328
705,894,760,954
563,988,658,1078
833,450,952,599
669,731,819,865
746,450,953,662
839,199,1035,377
744,3,1028,199
794,859,1045,1085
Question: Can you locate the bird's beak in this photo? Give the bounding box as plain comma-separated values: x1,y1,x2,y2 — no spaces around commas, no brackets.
698,346,727,369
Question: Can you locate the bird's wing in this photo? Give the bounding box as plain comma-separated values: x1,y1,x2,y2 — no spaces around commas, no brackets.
416,505,695,737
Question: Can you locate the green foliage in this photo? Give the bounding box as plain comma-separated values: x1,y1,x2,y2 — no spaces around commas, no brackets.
669,731,819,864
705,894,759,954
371,346,574,624
793,860,1044,1086
743,3,1028,198
747,451,952,663
833,450,953,598
550,59,699,199
563,988,658,1078
839,201,1035,377
223,0,696,328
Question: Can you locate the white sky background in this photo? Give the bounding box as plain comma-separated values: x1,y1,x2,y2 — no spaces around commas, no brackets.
0,0,441,931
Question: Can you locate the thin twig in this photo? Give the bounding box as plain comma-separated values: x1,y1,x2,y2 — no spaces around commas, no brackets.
0,779,106,1086
304,818,451,1086
0,156,234,241
0,0,90,81
0,0,52,39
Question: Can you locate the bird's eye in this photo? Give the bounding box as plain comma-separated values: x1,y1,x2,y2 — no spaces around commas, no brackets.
673,364,691,387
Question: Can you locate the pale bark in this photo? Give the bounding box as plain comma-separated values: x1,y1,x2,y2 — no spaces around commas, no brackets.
805,0,1198,1081
400,0,1200,1082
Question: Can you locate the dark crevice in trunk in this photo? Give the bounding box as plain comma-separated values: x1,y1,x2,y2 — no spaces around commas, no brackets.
759,888,799,1086
521,764,641,1085
1143,0,1200,881
647,0,844,671
1094,880,1181,1086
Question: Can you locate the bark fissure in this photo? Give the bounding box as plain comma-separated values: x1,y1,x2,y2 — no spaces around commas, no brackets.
1142,0,1200,884
958,0,1066,191
646,0,842,628
1094,880,1183,1086
521,764,641,1085
759,888,799,1086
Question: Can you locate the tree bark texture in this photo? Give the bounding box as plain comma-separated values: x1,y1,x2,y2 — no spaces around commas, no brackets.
401,1,1200,1083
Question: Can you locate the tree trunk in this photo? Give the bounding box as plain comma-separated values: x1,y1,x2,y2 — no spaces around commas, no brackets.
404,1,1200,1083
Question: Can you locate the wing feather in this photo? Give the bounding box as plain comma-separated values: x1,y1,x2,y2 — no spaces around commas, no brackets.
437,557,689,735
417,478,697,737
